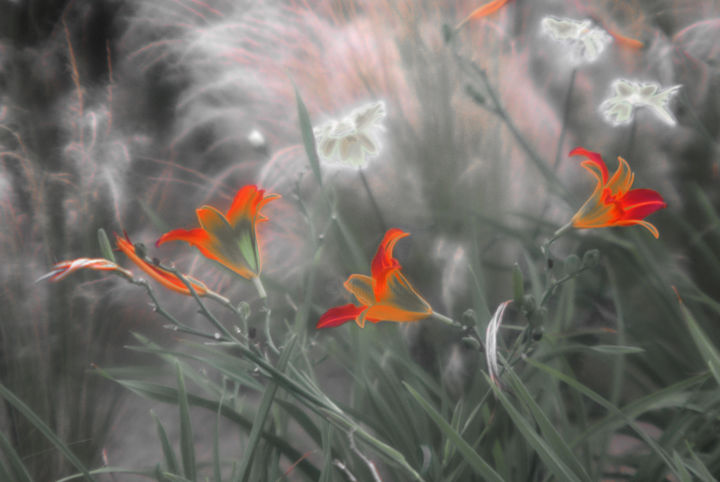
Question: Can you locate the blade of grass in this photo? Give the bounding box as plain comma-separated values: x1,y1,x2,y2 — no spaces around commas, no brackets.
0,428,33,482
404,382,503,482
503,367,592,481
0,381,94,482
684,440,718,482
236,336,297,482
678,299,720,386
485,373,581,482
213,384,225,482
150,409,180,475
176,362,196,481
294,84,322,185
525,358,682,477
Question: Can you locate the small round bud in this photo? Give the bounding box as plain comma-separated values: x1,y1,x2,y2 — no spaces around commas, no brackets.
236,301,251,320
461,309,476,327
582,249,600,268
522,294,537,315
564,254,581,274
461,336,482,351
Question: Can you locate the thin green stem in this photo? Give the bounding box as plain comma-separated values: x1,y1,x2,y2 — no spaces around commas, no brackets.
359,170,387,232
168,267,237,342
252,276,267,300
429,312,463,329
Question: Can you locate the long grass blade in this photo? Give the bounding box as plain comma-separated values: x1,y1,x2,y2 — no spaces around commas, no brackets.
176,362,196,481
236,336,297,482
404,382,503,482
0,381,94,482
151,409,180,475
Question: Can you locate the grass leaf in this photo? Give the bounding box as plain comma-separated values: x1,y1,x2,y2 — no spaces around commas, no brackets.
404,382,503,482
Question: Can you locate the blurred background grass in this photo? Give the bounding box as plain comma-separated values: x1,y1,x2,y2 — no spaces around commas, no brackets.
1,0,720,480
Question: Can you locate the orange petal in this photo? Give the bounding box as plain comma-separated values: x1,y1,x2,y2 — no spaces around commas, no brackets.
116,234,208,295
226,185,259,225
317,303,366,329
376,269,432,316
344,274,376,306
570,147,608,184
463,0,512,23
371,228,409,298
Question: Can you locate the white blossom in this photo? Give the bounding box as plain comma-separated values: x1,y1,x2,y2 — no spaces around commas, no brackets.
313,101,386,168
600,79,682,126
541,16,612,64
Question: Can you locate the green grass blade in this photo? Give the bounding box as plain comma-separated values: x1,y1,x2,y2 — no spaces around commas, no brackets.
486,373,581,482
150,409,180,475
213,386,225,482
0,381,94,482
404,382,503,482
589,345,645,355
55,467,158,481
176,363,196,481
525,358,682,477
503,367,592,481
679,300,720,386
319,422,334,482
97,227,116,263
673,451,694,482
237,336,297,482
294,84,322,185
0,428,33,482
684,441,718,482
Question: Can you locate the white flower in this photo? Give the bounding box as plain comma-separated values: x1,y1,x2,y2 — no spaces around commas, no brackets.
541,16,612,64
313,101,386,168
600,79,682,126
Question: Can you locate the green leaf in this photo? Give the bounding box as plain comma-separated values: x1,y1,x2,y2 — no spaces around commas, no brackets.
0,428,33,482
0,381,94,482
404,382,503,482
486,373,581,482
151,409,180,475
503,368,592,481
589,345,645,355
97,228,116,263
679,300,720,386
526,358,683,477
176,363,196,481
294,84,322,185
237,336,297,482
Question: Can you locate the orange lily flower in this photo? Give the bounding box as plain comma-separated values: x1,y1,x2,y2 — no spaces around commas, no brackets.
570,147,667,238
39,258,131,282
317,229,432,329
116,233,209,296
156,185,280,279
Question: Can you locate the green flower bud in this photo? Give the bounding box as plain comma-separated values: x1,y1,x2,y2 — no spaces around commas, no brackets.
564,254,581,274
582,249,600,268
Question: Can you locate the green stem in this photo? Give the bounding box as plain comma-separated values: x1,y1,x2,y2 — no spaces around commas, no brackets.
429,312,463,328
252,276,267,299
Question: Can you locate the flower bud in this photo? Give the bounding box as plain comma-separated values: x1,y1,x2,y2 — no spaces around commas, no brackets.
564,254,581,274
582,249,600,268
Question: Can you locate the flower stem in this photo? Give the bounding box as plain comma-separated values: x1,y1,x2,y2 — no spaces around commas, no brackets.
359,170,387,232
429,312,462,328
252,276,267,299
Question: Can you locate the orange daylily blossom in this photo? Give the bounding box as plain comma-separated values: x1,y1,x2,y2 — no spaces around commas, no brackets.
156,185,280,279
116,233,209,296
317,229,432,329
39,258,132,283
569,147,667,238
